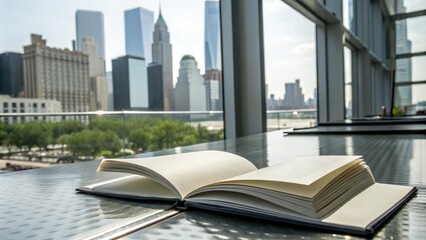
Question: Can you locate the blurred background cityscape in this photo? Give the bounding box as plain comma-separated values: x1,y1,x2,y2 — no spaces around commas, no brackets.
0,0,424,172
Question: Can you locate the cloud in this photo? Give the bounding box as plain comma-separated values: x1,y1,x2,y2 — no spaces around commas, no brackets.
292,42,316,54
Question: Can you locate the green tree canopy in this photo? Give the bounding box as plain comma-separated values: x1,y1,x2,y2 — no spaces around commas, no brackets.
89,117,121,136
23,122,53,151
52,120,86,139
150,119,197,150
66,130,122,158
128,128,151,152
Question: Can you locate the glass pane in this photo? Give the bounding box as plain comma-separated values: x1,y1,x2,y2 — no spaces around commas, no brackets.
0,0,225,165
395,0,426,14
344,47,353,119
396,55,426,82
342,0,355,32
263,0,317,129
396,16,426,54
394,84,426,115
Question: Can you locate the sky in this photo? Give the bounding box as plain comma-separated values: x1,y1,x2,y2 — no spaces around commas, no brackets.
0,0,424,104
0,0,205,87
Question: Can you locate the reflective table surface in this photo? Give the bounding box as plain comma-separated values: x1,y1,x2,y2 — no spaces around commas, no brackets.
1,131,425,239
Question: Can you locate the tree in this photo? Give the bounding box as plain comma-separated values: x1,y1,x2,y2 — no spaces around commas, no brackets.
56,134,69,154
0,122,7,150
66,130,93,157
89,117,121,136
128,128,151,152
150,119,198,150
23,122,53,151
52,120,86,139
66,130,122,159
7,123,26,152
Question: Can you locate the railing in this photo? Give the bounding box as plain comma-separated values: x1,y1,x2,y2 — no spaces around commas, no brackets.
0,109,316,171
0,108,317,129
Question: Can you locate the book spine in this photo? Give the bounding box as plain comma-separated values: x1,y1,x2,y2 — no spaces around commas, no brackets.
174,200,188,210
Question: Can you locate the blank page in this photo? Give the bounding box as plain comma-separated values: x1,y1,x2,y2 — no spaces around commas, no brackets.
100,151,257,199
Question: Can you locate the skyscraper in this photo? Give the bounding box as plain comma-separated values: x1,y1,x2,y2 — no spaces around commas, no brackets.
204,69,222,110
23,34,90,112
283,79,305,109
204,0,221,71
175,55,207,113
75,10,105,58
395,0,412,109
125,7,154,63
80,37,108,111
80,37,105,77
112,55,149,110
152,9,174,111
147,62,164,111
0,52,24,97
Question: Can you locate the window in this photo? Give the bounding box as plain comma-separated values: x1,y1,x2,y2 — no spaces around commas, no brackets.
263,0,317,129
342,0,355,32
394,2,426,116
344,46,353,119
395,0,426,14
396,16,426,54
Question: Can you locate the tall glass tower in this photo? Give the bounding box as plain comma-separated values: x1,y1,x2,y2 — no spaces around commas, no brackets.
204,0,221,71
75,10,105,58
125,7,154,63
152,9,174,111
395,0,412,109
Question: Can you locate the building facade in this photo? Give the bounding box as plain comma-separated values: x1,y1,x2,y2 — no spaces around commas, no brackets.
80,37,108,111
152,10,174,111
112,55,149,110
283,79,305,109
174,55,207,112
204,69,222,110
147,62,163,111
0,52,24,97
0,94,62,123
23,34,90,112
75,10,105,58
125,7,154,63
204,0,221,71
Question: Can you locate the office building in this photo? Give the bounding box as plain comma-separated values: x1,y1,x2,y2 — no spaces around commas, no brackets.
283,79,305,109
147,62,164,111
0,94,62,123
80,37,105,77
204,0,221,71
89,76,108,111
22,34,90,112
204,69,222,110
112,55,149,110
0,52,24,97
106,71,114,111
152,10,174,111
80,37,108,111
75,10,105,58
125,7,154,63
174,55,207,112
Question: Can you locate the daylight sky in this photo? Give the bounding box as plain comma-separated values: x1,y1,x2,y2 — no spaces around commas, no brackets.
0,0,424,102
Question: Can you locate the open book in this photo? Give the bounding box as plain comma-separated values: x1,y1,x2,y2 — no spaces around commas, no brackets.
77,151,417,236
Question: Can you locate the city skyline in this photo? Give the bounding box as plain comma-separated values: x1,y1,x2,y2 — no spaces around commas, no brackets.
0,0,424,103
